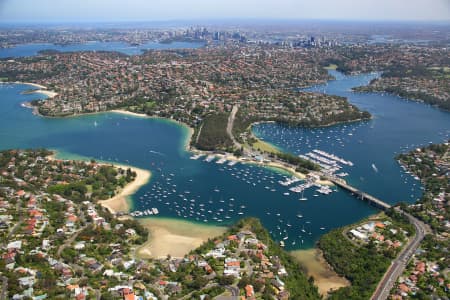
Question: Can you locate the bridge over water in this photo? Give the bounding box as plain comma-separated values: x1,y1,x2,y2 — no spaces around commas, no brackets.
328,177,392,210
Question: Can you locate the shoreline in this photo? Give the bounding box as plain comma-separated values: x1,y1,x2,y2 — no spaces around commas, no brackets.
30,89,58,98
47,150,151,214
98,164,151,214
136,217,227,259
46,150,229,261
6,81,59,99
291,248,350,296
20,95,354,186
12,81,47,89
110,109,195,152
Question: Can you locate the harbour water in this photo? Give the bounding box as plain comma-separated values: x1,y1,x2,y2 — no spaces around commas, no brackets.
0,70,448,250
0,41,205,58
254,70,450,206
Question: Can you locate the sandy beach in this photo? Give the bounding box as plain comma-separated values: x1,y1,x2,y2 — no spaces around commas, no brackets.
15,82,59,99
46,152,150,214
184,126,194,151
33,89,58,98
111,109,148,118
0,81,58,99
136,218,227,259
98,165,151,214
17,82,47,89
291,248,349,296
265,161,307,179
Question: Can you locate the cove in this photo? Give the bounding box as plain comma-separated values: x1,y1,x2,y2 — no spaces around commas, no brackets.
0,70,448,250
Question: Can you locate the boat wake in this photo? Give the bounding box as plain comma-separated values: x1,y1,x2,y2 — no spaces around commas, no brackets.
149,150,165,156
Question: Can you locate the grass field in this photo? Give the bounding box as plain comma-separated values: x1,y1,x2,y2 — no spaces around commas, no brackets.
251,139,281,154
324,64,338,70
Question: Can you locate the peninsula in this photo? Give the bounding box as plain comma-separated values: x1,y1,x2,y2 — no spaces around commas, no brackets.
0,149,322,299
0,44,370,161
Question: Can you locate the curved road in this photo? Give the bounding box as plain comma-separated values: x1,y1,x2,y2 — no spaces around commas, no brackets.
371,209,430,300
225,285,240,297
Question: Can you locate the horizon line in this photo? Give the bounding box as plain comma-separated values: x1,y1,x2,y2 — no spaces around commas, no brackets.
0,18,449,26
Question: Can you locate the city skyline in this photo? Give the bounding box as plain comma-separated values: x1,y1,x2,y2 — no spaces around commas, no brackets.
0,0,449,23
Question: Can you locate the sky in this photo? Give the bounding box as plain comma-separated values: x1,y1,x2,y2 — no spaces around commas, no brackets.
0,0,448,23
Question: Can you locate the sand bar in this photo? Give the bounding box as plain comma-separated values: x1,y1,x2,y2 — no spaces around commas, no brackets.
291,248,349,296
136,218,227,259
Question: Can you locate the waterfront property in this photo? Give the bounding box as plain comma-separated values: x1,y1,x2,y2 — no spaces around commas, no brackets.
0,69,449,253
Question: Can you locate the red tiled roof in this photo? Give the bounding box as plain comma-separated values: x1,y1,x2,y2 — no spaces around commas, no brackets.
399,283,410,293
226,261,240,267
245,284,254,297
228,235,238,241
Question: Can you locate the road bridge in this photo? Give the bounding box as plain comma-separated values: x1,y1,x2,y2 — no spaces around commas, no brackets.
328,177,392,210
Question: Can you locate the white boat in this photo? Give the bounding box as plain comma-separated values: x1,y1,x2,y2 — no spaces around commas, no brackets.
216,157,227,164
204,155,215,162
371,163,378,173
278,176,301,186
299,190,307,201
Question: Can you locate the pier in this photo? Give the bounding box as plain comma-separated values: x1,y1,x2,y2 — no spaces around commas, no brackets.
327,177,391,210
